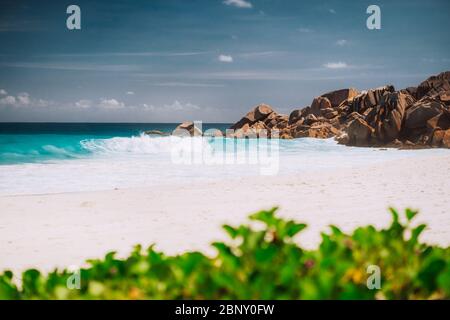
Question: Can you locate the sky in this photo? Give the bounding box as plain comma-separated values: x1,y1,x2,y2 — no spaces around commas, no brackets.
0,0,449,122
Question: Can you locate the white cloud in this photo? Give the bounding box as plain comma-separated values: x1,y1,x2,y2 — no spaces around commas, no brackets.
0,95,16,105
36,99,51,107
141,103,155,111
98,98,125,109
0,89,7,95
323,62,348,69
223,0,253,9
75,99,92,109
75,99,125,109
71,98,201,114
0,91,51,107
17,92,30,105
218,54,233,63
336,39,348,46
164,100,200,111
126,91,135,95
329,8,336,14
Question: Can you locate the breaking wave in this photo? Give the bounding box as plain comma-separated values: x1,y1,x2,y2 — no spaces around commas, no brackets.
80,134,212,155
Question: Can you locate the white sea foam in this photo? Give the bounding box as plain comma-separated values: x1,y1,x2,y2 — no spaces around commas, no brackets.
1,136,449,195
81,134,172,154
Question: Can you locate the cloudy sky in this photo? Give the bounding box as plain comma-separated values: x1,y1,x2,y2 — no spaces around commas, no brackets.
0,0,449,122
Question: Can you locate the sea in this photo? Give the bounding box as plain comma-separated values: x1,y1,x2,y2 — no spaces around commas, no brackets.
1,122,449,195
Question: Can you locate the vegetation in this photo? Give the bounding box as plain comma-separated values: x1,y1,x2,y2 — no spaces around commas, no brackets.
1,208,449,299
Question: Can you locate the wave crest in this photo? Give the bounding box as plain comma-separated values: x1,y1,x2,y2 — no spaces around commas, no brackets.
80,134,210,155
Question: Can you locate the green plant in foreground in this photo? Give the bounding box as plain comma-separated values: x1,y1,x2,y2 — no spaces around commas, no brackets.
0,208,449,300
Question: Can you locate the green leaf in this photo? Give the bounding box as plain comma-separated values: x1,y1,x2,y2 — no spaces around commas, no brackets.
329,225,343,236
285,222,307,238
223,225,238,239
410,224,427,244
212,242,232,256
405,208,418,222
389,207,399,224
249,207,278,226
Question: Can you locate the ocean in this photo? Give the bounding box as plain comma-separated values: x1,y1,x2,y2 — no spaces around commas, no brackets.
1,122,449,195
0,123,231,164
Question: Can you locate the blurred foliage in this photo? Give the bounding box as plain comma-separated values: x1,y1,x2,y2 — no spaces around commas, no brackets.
1,207,449,300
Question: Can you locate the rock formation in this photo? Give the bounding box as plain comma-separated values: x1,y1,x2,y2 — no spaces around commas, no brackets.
173,71,450,148
226,104,291,138
174,121,202,136
321,88,359,108
144,130,169,136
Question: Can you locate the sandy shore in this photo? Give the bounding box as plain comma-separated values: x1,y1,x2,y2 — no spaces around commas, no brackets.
1,154,450,273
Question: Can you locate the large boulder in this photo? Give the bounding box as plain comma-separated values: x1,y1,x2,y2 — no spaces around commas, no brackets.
303,113,318,125
145,130,169,136
427,112,450,147
321,108,339,119
427,112,450,131
230,104,274,130
279,128,294,139
346,117,374,146
174,121,202,136
335,132,349,145
321,88,359,108
254,104,274,120
310,96,332,117
231,122,271,139
270,114,289,129
350,85,395,114
404,100,443,130
373,92,411,143
440,92,450,105
431,130,445,147
288,109,304,125
262,112,289,129
278,115,290,128
400,87,418,98
229,104,291,138
443,129,450,148
416,71,450,101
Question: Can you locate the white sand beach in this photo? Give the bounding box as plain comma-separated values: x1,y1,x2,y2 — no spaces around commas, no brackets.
1,153,449,273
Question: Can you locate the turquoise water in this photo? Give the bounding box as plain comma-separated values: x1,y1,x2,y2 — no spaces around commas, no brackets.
1,123,449,195
0,134,93,164
0,123,230,164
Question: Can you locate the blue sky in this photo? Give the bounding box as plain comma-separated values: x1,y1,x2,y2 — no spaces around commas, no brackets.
0,0,449,122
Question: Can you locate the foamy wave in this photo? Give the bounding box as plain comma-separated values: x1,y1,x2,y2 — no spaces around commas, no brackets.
80,134,211,155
